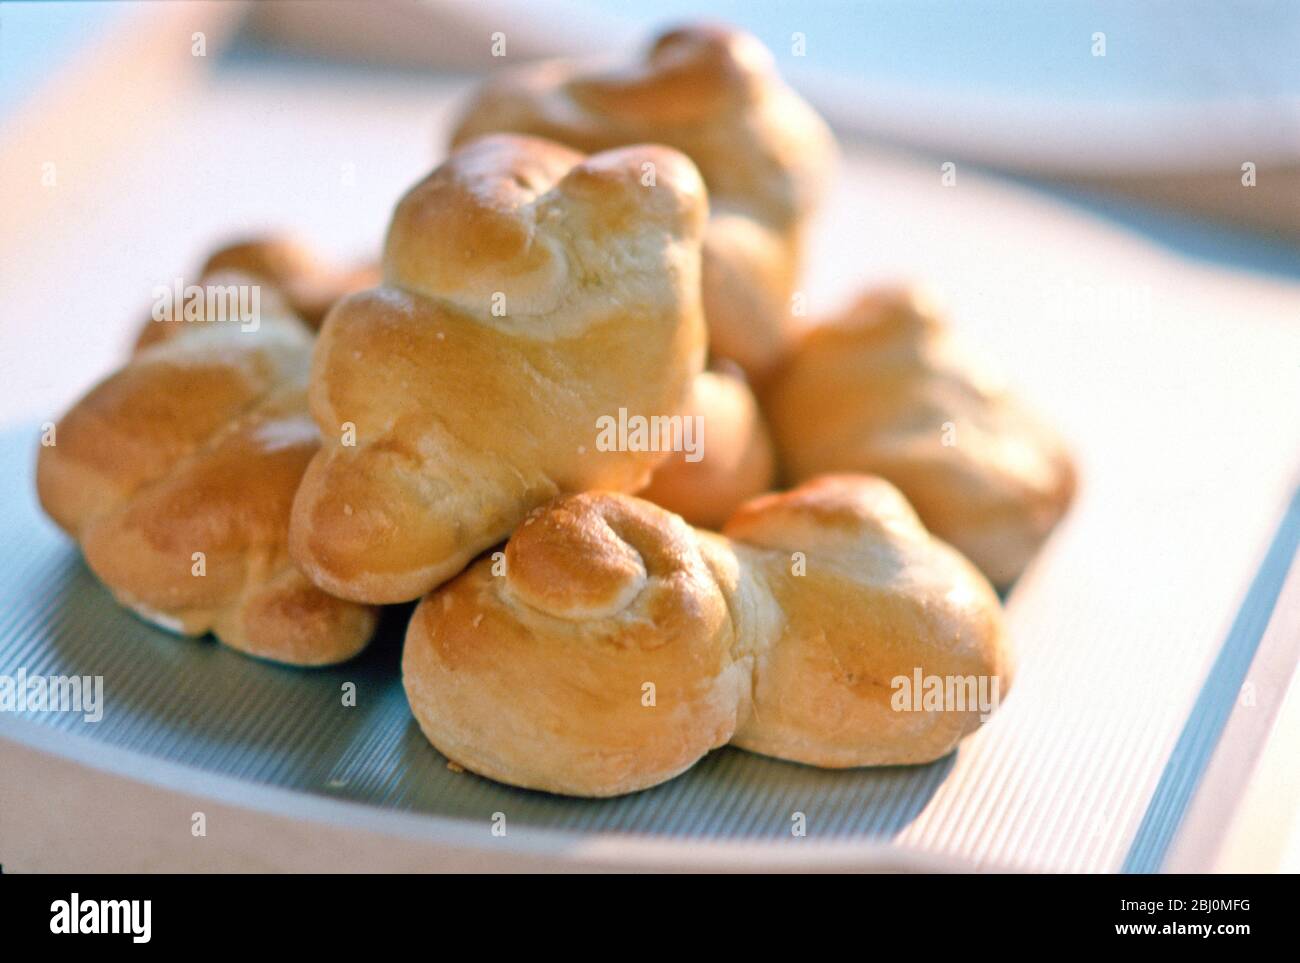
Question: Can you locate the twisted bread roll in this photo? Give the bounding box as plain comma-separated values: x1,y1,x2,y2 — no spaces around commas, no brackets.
451,25,836,381
200,236,379,331
135,236,379,352
764,288,1077,586
404,475,1010,797
37,283,377,666
638,363,776,529
289,134,709,604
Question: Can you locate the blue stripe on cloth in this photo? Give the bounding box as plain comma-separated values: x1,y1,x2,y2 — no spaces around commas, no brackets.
1123,478,1300,872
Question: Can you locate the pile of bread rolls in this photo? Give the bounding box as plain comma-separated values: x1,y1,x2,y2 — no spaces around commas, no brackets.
36,25,1073,797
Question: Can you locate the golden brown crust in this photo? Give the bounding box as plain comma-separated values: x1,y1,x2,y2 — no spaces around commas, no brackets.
404,492,741,797
37,294,377,666
638,365,776,529
134,236,378,352
721,475,1011,766
202,236,380,330
288,134,709,604
451,25,836,381
762,287,1077,586
403,475,1011,797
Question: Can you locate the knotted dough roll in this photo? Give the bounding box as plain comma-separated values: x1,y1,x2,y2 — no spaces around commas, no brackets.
763,287,1077,586
451,25,836,381
404,475,1011,797
135,235,378,353
37,280,378,666
289,134,709,604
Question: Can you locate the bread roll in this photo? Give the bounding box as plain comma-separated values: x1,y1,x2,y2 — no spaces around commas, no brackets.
451,25,836,382
403,475,1011,797
135,235,378,352
638,364,776,528
288,134,709,604
37,279,377,666
763,287,1077,585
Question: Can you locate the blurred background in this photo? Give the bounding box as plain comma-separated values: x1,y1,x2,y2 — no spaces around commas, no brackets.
9,1,1300,238
4,0,1298,424
2,0,1298,873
